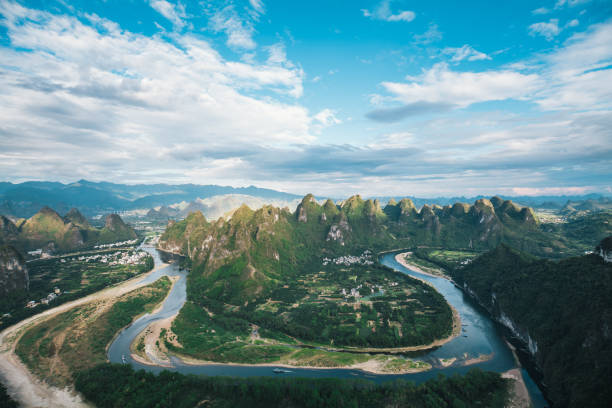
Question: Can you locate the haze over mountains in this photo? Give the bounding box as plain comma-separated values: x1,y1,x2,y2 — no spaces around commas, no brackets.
1,180,610,221
0,180,302,218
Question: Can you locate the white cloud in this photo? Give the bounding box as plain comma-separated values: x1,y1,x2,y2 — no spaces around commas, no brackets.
386,11,415,22
266,43,289,65
249,0,264,14
555,0,591,8
0,1,315,184
532,7,551,15
361,1,415,23
536,21,612,110
372,20,612,120
443,45,491,62
413,23,442,45
566,19,579,27
314,109,342,127
149,0,186,30
380,63,540,108
209,5,256,50
528,19,561,40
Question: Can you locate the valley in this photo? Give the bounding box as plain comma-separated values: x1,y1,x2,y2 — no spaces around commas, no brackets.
0,193,610,407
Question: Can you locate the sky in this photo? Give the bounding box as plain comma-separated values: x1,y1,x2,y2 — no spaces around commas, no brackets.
0,0,611,197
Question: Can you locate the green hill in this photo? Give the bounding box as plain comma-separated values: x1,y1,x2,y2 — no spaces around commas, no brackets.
0,208,137,254
156,194,593,362
451,239,612,407
160,194,589,307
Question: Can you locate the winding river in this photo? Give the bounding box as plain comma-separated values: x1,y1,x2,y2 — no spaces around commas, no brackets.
108,247,548,407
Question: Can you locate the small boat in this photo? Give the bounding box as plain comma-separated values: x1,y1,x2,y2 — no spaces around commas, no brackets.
273,368,292,374
122,354,127,364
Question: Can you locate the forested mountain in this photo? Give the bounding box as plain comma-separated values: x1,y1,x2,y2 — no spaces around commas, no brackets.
0,207,136,254
451,239,612,407
160,194,587,301
157,194,590,332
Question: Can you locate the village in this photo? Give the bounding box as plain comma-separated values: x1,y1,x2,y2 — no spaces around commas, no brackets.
340,279,399,301
322,250,374,266
93,239,139,249
23,249,150,310
64,249,149,266
26,286,62,309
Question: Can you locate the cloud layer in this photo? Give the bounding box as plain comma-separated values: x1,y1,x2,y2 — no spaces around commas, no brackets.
0,2,609,197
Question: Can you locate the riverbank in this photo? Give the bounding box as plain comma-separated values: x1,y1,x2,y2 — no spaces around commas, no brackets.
0,252,171,407
134,344,432,375
503,340,534,408
394,252,446,279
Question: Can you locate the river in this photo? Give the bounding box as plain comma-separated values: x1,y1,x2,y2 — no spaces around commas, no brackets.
108,247,548,407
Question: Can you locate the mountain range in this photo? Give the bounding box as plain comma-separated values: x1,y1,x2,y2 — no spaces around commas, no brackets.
2,180,610,220
158,194,595,306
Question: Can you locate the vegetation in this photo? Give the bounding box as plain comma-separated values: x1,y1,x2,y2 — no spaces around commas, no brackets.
410,248,481,271
74,364,510,408
155,194,606,366
0,249,154,330
452,239,612,408
0,207,137,253
15,276,171,385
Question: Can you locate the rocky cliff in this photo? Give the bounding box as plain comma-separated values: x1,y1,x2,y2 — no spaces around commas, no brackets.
0,245,29,295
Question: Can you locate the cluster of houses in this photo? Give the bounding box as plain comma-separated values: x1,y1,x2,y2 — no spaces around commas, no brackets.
322,250,374,266
93,239,138,249
26,287,61,308
65,250,148,266
340,282,389,300
26,248,53,259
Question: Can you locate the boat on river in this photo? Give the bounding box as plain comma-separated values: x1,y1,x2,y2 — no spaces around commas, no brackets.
273,368,293,374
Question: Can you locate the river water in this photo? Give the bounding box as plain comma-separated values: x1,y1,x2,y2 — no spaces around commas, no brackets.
108,247,548,407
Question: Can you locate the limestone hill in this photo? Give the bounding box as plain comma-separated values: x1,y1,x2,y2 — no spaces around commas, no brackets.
159,194,567,306
0,208,137,254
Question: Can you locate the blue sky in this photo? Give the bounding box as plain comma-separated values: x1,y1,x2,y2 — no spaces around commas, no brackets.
0,0,611,197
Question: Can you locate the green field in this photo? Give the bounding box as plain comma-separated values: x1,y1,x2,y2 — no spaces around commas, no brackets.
411,248,481,271
168,260,452,366
16,276,171,386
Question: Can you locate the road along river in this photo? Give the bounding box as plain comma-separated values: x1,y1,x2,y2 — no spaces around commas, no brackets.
109,248,548,407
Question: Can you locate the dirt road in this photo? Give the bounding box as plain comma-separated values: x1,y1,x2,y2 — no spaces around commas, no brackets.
0,262,169,408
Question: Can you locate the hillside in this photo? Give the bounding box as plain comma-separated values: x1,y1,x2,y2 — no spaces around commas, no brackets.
451,240,612,407
0,245,29,296
152,194,592,367
0,208,137,254
159,194,587,306
560,197,612,215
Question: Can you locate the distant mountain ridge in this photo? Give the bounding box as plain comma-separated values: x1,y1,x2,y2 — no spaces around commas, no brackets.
0,180,303,218
2,180,610,219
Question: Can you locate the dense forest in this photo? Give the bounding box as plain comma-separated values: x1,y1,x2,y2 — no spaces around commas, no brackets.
452,240,612,407
75,364,510,408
